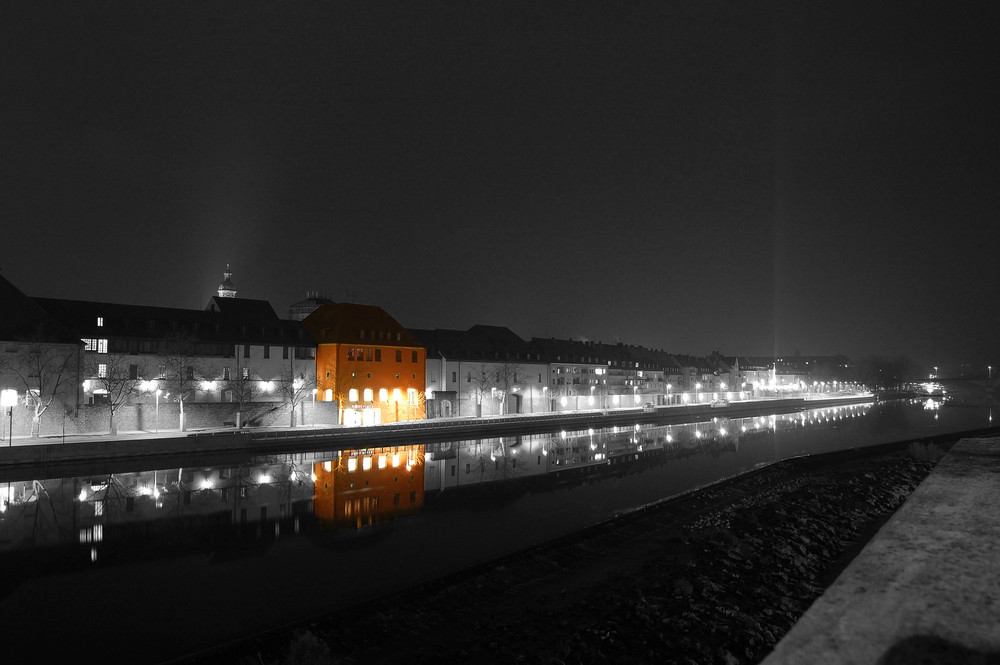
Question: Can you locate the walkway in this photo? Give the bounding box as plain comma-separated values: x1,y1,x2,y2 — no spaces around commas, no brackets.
762,437,1000,664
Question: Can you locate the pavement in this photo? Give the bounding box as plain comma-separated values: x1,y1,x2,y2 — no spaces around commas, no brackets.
762,437,1000,664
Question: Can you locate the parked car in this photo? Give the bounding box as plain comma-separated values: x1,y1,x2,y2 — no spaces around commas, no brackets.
642,402,656,412
710,398,730,408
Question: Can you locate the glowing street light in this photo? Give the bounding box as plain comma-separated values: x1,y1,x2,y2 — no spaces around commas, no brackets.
1,389,18,445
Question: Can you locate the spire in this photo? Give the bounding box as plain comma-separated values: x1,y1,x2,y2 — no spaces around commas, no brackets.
217,263,237,298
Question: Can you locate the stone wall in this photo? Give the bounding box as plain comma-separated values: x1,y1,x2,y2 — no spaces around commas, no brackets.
2,399,342,438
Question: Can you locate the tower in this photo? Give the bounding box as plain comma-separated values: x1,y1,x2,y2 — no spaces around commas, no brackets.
217,263,237,298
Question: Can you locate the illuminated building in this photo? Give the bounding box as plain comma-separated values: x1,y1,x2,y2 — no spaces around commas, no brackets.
312,445,424,527
304,303,426,425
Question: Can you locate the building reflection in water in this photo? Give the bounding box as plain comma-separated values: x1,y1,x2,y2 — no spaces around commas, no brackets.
312,445,425,527
0,403,882,562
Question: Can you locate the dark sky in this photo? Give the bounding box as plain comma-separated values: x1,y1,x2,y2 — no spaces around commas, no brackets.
2,2,997,371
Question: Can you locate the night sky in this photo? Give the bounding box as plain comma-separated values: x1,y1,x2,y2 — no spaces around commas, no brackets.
2,2,997,371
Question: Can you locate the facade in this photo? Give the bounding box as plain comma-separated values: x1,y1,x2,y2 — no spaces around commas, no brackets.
411,325,549,417
304,303,426,425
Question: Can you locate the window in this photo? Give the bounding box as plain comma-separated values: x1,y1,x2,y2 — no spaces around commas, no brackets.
263,345,270,359
186,366,194,380
411,350,418,363
223,367,231,380
82,338,96,351
360,329,365,339
282,346,289,360
96,317,103,327
244,344,250,358
408,388,418,405
97,339,108,354
466,372,471,383
393,388,402,401
129,364,138,380
379,388,388,401
366,348,373,362
97,363,107,378
347,348,355,361
348,388,359,402
374,349,381,362
452,372,457,383
242,367,250,380
396,332,401,341
395,350,402,362
158,365,166,379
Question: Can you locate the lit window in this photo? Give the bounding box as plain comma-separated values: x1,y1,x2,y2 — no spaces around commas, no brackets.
378,455,387,469
323,461,332,472
408,388,418,405
97,363,107,378
97,339,108,354
82,338,96,351
349,389,359,402
96,317,103,327
242,367,250,380
392,388,402,401
378,388,388,402
324,389,333,401
392,453,401,467
347,458,357,472
363,388,373,402
362,457,372,471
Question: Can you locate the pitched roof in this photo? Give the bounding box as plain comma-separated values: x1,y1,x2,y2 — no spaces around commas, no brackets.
0,273,78,343
204,296,279,324
303,303,422,347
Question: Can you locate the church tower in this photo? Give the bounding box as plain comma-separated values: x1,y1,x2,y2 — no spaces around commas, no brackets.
217,263,237,298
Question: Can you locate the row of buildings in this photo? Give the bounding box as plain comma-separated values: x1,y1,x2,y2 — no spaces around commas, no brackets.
0,266,857,434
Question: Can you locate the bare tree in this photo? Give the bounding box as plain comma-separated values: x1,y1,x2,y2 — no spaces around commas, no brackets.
0,337,80,437
468,364,495,417
228,365,263,428
161,333,203,432
278,366,316,427
493,360,524,415
88,354,146,435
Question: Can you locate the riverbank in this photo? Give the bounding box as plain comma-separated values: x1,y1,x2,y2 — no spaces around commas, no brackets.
187,436,945,665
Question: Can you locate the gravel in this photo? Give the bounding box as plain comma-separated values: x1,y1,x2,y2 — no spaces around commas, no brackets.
209,443,943,665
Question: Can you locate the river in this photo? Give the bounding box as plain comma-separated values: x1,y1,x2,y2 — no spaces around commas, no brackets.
0,397,992,661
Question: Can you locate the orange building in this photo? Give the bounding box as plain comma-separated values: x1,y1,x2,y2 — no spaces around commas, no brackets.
303,303,426,425
312,445,425,527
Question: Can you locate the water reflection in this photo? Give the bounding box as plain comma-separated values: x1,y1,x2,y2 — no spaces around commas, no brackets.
0,399,988,568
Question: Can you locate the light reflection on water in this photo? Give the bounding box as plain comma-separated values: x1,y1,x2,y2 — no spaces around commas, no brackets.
0,399,986,558
0,399,991,659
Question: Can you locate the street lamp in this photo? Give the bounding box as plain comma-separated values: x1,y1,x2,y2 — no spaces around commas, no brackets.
155,389,162,434
695,382,702,402
1,389,17,445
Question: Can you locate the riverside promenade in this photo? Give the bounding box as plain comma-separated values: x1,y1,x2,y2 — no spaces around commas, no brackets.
763,436,1000,664
0,394,871,468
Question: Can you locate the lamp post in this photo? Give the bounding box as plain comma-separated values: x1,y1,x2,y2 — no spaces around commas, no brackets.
155,389,162,434
695,382,702,403
1,389,17,446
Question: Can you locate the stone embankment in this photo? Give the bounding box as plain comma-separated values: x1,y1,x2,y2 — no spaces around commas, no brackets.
193,438,943,665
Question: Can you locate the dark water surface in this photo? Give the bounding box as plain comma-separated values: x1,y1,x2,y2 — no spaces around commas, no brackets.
0,398,991,661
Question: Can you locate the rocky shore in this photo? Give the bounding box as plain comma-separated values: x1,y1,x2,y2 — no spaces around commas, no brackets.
206,442,943,665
